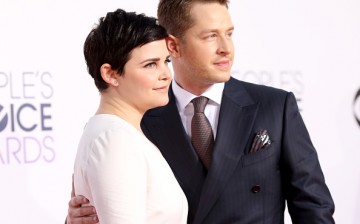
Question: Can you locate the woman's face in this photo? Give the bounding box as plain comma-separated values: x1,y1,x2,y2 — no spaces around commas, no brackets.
117,39,172,112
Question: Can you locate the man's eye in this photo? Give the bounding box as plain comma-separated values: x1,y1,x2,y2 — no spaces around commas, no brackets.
208,34,216,39
226,31,233,38
204,33,216,40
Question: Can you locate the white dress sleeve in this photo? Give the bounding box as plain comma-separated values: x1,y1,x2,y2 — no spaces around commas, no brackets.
84,130,147,223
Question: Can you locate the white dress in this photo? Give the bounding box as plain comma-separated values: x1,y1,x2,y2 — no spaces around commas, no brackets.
73,114,188,224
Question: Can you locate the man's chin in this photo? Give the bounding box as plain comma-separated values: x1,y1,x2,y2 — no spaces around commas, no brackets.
214,72,231,83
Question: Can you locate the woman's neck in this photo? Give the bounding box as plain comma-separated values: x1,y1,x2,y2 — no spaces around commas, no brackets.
96,94,144,132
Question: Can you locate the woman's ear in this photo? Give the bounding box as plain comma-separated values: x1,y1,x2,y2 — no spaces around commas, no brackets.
100,63,119,86
166,35,181,58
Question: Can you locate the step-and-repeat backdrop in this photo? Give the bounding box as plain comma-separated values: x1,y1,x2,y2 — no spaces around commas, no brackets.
1,0,359,223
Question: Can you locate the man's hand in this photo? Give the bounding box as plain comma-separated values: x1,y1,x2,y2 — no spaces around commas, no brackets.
66,175,98,224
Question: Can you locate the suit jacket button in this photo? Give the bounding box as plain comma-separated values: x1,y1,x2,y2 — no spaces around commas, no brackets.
251,185,261,193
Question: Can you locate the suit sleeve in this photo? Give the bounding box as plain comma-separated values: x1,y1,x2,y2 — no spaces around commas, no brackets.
282,92,335,224
85,130,147,223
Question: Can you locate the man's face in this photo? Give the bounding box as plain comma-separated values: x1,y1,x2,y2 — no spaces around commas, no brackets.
173,2,234,95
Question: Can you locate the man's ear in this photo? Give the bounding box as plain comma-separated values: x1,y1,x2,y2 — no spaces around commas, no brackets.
100,63,119,86
166,34,181,58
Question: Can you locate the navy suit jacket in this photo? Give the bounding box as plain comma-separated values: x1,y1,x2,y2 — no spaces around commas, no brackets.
141,77,335,224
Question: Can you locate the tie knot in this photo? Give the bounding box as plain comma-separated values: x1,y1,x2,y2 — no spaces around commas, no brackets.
192,96,209,113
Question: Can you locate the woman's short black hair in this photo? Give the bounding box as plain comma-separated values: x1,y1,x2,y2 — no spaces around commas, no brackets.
84,8,168,91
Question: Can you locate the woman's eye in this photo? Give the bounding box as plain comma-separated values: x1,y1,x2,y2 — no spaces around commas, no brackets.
165,58,171,64
145,62,156,68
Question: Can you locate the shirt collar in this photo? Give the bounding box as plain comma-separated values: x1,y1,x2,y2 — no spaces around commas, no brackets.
172,80,224,112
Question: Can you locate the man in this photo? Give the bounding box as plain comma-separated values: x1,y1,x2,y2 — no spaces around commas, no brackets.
67,0,335,223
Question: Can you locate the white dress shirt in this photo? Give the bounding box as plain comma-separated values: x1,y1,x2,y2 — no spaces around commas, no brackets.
172,80,224,139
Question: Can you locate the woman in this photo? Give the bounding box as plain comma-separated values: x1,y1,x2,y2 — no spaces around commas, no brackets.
73,9,188,223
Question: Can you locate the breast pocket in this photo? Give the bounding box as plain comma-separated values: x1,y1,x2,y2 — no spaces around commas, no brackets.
241,143,276,167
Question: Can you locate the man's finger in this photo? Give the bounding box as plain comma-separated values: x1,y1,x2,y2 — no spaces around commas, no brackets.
71,174,75,197
77,215,99,224
69,195,90,208
67,215,99,224
68,205,97,220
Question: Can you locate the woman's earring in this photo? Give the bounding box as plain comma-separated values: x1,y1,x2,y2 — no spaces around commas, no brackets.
113,80,118,85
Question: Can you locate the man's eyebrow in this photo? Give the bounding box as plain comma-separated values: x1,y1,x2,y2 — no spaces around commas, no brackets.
201,27,235,33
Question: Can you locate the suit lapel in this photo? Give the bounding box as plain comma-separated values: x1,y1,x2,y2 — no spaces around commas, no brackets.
142,88,206,203
193,78,259,223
